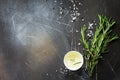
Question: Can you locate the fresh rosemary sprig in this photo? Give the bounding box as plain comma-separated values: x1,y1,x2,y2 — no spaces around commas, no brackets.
81,14,119,77
73,62,81,65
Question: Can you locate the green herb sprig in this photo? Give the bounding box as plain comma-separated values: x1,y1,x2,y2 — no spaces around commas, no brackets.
81,14,118,77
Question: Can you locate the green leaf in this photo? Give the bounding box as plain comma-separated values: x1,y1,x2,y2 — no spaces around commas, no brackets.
73,62,81,65
81,25,89,49
108,34,119,42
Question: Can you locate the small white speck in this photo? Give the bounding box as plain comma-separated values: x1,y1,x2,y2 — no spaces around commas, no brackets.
75,11,78,13
73,7,76,10
71,20,74,22
78,43,81,45
46,73,49,76
83,48,85,50
89,22,93,26
60,11,63,15
81,18,85,21
76,29,79,32
65,67,67,69
87,30,93,38
65,70,68,72
88,22,94,29
60,3,63,5
60,68,63,70
79,2,83,6
72,16,77,20
76,7,78,10
63,70,66,72
72,10,75,13
60,71,64,74
70,0,74,3
87,33,92,37
69,6,72,8
54,0,57,3
90,31,94,35
95,23,97,25
76,13,81,16
73,4,76,7
56,70,58,72
59,7,63,10
93,20,96,23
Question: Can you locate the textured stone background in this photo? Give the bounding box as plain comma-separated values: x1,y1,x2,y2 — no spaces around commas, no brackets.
0,0,120,80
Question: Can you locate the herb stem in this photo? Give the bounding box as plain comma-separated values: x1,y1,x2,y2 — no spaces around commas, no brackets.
81,14,118,77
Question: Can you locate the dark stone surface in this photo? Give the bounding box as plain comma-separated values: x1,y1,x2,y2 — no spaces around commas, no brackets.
0,0,120,80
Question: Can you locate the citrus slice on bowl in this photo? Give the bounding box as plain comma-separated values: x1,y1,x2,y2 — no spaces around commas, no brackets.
63,51,84,71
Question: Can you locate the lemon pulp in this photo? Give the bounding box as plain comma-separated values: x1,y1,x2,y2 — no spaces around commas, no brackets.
63,51,84,71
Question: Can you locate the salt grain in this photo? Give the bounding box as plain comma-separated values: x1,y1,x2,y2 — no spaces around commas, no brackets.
60,71,64,74
87,33,92,37
81,18,85,22
46,73,49,76
88,22,93,29
59,7,63,10
60,3,63,5
76,29,79,32
79,2,83,6
60,11,63,15
72,16,77,21
70,0,74,3
73,4,76,7
76,13,81,16
56,70,58,72
60,68,63,70
54,0,57,3
71,20,74,22
78,43,81,45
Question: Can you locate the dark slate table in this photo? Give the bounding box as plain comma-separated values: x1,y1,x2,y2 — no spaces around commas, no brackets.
0,0,120,80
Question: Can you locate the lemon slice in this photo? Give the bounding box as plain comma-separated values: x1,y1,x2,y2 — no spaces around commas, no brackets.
63,51,84,71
